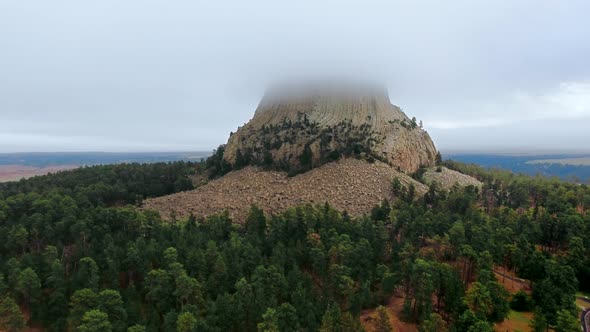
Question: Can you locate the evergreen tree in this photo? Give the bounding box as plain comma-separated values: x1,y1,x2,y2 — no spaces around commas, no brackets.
77,257,99,290
420,313,447,332
0,297,26,332
77,310,112,332
176,311,197,332
375,305,393,332
16,268,41,312
69,288,99,329
554,309,580,332
319,304,343,332
98,290,127,332
257,307,279,332
127,325,146,332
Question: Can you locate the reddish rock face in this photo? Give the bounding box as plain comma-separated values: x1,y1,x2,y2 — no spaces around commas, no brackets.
223,84,438,174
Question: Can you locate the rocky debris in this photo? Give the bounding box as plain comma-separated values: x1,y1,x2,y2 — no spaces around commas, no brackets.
143,158,427,222
422,166,482,190
223,83,438,174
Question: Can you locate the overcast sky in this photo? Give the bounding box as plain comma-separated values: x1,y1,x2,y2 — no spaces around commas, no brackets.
1,1,589,153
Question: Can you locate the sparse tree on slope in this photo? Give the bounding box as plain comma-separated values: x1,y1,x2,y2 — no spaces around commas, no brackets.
375,305,393,332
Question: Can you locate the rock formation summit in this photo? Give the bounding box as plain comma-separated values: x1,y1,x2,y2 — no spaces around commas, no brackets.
223,82,438,174
144,82,480,222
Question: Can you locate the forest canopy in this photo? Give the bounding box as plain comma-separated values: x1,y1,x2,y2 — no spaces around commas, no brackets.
0,160,589,331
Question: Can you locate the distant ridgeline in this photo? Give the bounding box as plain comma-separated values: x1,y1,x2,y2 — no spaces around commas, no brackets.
447,154,590,183
204,82,439,177
0,152,210,168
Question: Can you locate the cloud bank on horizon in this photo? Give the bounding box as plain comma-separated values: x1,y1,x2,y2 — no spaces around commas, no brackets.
1,0,589,153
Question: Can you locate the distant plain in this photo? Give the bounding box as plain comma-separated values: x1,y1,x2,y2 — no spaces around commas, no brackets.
0,152,210,182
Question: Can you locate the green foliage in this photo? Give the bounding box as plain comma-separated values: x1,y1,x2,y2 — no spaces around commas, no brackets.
69,288,99,329
435,152,443,165
0,159,588,331
77,257,99,290
464,282,493,320
530,310,548,332
319,303,343,332
213,118,382,176
485,281,510,322
126,325,146,332
16,267,41,309
299,144,314,172
176,311,197,332
375,306,392,332
554,309,580,332
0,297,26,332
420,313,447,332
532,260,578,325
204,145,233,178
257,307,279,332
0,276,6,296
510,290,533,311
0,161,195,205
98,290,127,332
466,320,494,332
77,309,112,332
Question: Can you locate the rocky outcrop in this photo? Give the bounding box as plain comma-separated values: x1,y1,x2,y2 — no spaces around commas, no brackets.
223,83,438,174
422,166,482,190
143,158,427,222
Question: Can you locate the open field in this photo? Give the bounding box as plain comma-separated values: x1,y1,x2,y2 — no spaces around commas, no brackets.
0,164,79,182
0,151,210,183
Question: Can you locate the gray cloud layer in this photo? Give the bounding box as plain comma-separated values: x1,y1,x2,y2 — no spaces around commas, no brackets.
1,0,589,153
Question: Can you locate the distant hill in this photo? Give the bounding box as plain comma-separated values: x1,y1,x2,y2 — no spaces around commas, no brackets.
446,153,590,183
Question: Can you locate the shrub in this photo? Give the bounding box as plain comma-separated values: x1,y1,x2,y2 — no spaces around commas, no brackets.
510,290,533,311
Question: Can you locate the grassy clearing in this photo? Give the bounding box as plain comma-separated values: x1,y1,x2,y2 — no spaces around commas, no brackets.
495,310,533,332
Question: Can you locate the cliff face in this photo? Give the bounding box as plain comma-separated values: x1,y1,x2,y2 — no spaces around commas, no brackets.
224,84,437,174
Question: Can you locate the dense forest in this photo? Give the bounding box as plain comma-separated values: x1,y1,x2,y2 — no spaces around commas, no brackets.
0,159,589,331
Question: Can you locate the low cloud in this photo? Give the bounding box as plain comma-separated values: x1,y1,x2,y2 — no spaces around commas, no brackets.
1,1,589,153
426,81,590,131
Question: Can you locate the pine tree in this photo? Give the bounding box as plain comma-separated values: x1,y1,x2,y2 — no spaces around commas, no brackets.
0,297,26,332
435,152,442,165
554,309,580,332
375,306,393,332
127,325,146,332
176,312,197,332
77,310,112,332
257,307,279,332
16,268,41,312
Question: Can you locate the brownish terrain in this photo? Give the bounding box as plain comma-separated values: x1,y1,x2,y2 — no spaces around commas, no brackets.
360,294,418,332
422,166,482,189
143,158,428,222
144,84,481,222
0,164,79,182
